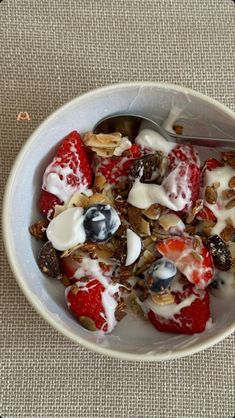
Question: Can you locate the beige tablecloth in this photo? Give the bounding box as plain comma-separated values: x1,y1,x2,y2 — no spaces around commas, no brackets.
1,1,235,417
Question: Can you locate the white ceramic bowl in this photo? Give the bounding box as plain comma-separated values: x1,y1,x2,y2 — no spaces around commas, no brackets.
3,82,235,361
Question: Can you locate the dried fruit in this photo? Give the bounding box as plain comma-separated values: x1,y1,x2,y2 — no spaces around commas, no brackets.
206,235,233,271
79,316,97,331
130,153,164,183
29,220,48,241
38,241,61,278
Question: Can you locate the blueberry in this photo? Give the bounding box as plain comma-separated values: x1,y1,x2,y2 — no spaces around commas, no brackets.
145,258,177,293
83,204,121,242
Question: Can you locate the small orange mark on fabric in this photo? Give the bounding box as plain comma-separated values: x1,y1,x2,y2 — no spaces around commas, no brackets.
17,111,31,121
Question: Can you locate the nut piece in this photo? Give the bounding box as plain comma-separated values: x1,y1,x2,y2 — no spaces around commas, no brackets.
222,189,235,200
67,192,89,208
93,175,107,192
29,220,48,241
88,193,112,206
228,176,235,189
38,241,61,278
221,151,235,169
143,204,161,220
83,132,121,148
151,291,175,305
159,213,182,231
220,224,235,242
225,198,235,209
186,199,204,224
79,316,97,331
128,294,146,319
173,124,184,135
127,206,151,236
115,299,127,321
205,186,218,204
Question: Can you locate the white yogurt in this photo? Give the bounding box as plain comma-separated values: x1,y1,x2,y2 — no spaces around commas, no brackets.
46,207,86,251
113,136,132,156
125,228,142,266
128,163,191,211
203,165,235,235
135,129,175,154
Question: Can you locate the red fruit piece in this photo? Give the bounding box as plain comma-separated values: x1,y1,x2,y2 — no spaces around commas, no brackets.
98,156,135,184
168,144,200,170
66,279,108,331
196,206,217,221
38,190,61,220
202,158,223,172
41,131,92,208
156,236,214,288
129,144,141,158
60,254,112,279
148,282,210,334
162,161,200,212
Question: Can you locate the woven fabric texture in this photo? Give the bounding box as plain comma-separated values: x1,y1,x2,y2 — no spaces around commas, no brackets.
0,0,235,417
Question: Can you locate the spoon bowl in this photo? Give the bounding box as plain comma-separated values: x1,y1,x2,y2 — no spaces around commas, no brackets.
94,113,234,148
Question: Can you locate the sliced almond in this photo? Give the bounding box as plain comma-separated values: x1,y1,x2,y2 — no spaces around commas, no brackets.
93,175,107,192
151,226,170,241
83,132,121,148
91,147,115,157
151,291,175,305
54,204,66,218
67,192,90,208
193,235,202,249
205,186,218,204
127,206,151,236
88,192,112,206
128,294,146,319
159,213,182,231
143,204,161,220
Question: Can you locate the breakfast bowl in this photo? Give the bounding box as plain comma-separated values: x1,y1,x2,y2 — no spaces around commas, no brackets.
3,82,235,361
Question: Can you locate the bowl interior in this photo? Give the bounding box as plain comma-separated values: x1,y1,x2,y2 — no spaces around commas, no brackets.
4,83,235,360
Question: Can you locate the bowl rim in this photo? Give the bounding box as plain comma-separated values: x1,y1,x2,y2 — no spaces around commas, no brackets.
3,81,235,361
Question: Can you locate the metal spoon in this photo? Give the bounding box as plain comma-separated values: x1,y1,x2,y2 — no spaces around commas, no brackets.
93,113,234,148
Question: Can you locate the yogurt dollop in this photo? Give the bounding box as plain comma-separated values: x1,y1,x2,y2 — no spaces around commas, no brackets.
135,129,175,154
46,207,86,251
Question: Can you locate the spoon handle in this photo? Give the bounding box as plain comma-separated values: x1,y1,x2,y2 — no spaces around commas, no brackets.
169,132,235,148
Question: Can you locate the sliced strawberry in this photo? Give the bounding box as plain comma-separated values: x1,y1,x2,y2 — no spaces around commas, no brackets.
148,282,210,334
98,156,135,184
66,279,109,331
66,276,123,333
196,206,217,221
156,236,214,288
202,158,223,172
38,190,61,220
162,162,200,212
129,144,142,158
41,131,92,215
168,144,200,170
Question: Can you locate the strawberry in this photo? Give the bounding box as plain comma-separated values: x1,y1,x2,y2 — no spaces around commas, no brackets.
38,190,61,220
39,131,92,217
129,144,142,158
168,144,200,170
66,277,122,333
148,282,210,334
156,236,214,288
66,279,109,331
162,161,200,212
98,156,135,184
196,206,217,221
60,254,113,279
202,158,223,172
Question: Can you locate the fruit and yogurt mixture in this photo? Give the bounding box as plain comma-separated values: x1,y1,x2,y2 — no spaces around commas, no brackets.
30,127,235,335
